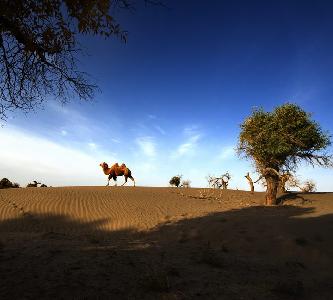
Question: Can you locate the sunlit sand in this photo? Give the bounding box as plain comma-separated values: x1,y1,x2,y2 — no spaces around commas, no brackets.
0,186,332,299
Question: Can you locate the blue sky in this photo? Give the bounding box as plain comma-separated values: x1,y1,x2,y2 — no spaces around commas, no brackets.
1,0,333,190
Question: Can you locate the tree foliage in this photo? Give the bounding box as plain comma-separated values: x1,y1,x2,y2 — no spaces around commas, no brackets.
238,103,332,204
0,0,163,120
0,177,20,189
238,104,332,172
169,175,182,187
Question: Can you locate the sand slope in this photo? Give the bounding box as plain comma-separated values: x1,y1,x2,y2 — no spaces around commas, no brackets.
0,187,332,299
0,186,265,233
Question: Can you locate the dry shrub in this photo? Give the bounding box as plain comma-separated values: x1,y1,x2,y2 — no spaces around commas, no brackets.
300,180,316,193
181,180,191,188
287,177,317,193
0,178,20,189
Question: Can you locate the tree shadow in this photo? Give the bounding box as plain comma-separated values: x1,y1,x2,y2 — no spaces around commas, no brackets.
277,191,331,205
277,192,306,205
0,203,333,299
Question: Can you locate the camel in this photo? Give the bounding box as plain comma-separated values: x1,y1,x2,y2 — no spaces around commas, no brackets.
99,162,135,187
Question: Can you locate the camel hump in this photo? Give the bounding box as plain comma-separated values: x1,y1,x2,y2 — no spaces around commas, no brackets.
111,163,119,169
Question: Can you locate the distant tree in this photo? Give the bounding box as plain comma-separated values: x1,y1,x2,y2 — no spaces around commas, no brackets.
169,175,182,187
245,172,254,193
0,177,13,188
207,175,220,189
287,176,317,193
301,180,316,193
27,180,41,187
0,177,20,188
181,179,191,188
221,172,231,189
208,172,231,189
238,103,332,205
0,0,164,120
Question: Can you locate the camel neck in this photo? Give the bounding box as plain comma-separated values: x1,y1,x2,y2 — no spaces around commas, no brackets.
103,168,112,175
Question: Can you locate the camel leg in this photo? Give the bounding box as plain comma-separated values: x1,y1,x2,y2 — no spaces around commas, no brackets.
129,176,135,187
113,176,117,186
121,176,128,186
106,174,113,186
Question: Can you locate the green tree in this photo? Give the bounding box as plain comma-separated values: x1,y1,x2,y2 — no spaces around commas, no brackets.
0,178,12,188
169,175,182,187
0,177,20,188
238,103,332,205
0,0,163,120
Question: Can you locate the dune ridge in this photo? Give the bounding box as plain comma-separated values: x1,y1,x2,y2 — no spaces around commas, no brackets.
0,187,332,299
0,187,264,234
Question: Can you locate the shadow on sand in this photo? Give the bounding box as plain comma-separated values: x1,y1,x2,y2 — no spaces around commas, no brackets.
0,199,333,299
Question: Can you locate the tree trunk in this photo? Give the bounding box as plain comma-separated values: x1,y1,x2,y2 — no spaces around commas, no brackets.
222,180,228,189
265,175,279,205
278,182,286,193
278,173,290,193
245,173,254,193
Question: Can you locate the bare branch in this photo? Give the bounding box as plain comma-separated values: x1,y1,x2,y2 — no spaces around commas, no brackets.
0,0,155,120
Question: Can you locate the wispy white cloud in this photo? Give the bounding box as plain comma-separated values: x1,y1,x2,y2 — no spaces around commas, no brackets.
135,136,156,157
218,146,236,160
0,126,116,186
183,125,200,136
47,101,123,145
172,134,201,159
61,129,68,136
148,114,157,120
171,125,202,159
154,125,166,135
111,138,121,144
88,142,97,150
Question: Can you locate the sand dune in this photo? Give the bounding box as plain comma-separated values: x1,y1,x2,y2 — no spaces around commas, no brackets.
0,186,265,233
0,187,332,299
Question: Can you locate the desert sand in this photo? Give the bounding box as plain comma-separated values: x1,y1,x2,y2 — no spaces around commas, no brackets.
0,186,332,299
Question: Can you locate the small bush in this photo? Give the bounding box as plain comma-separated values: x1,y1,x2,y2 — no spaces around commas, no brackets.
0,178,12,189
181,179,191,188
169,175,182,187
0,178,20,189
26,181,41,187
287,176,316,193
301,180,316,193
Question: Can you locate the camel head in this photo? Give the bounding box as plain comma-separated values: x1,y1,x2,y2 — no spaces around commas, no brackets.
99,162,109,170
